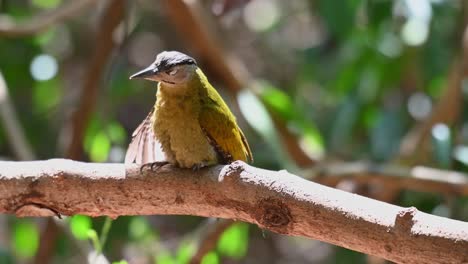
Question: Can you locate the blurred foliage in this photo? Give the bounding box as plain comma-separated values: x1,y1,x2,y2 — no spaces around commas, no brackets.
12,219,39,259
0,0,468,263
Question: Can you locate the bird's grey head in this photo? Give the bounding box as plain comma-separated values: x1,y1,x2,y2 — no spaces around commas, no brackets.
130,51,198,85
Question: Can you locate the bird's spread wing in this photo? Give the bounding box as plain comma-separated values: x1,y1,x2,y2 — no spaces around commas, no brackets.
199,102,252,164
125,109,165,164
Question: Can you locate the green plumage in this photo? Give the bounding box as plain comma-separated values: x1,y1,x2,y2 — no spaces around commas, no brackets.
125,52,252,169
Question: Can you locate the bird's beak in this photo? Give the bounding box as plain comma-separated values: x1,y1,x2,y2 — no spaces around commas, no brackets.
129,64,159,80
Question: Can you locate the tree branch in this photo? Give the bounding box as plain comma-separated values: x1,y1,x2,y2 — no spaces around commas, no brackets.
0,160,466,263
67,0,124,160
0,71,35,160
312,162,468,196
0,0,97,37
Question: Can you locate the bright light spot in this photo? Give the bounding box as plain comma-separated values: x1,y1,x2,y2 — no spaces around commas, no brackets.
407,92,432,120
454,146,468,165
30,54,58,81
405,0,432,22
237,88,272,134
243,0,280,32
432,204,450,217
108,146,125,163
378,33,402,58
401,18,429,46
432,123,450,141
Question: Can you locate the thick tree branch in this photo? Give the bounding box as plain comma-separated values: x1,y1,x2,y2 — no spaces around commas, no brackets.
0,160,467,263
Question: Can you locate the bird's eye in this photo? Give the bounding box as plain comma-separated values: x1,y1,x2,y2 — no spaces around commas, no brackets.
167,69,178,75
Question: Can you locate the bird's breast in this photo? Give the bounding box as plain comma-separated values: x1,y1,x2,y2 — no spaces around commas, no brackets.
153,94,217,168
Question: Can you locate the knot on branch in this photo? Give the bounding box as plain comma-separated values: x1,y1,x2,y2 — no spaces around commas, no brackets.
395,206,417,232
15,203,61,218
219,161,245,181
255,198,292,229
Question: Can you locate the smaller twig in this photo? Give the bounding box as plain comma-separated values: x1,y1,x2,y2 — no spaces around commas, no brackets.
98,217,113,254
189,219,234,264
0,0,97,37
67,0,125,160
311,162,468,196
0,70,35,160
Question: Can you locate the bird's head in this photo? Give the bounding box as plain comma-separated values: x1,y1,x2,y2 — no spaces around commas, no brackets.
130,51,197,85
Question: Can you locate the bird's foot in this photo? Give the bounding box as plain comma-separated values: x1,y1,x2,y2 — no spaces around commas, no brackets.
191,162,209,171
140,161,169,174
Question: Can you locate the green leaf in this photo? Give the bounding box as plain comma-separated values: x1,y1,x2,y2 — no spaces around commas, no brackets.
31,0,62,9
70,215,92,240
217,223,249,259
34,27,57,46
84,117,101,152
155,251,175,264
201,251,219,264
33,78,61,112
317,0,361,39
13,220,39,259
260,83,325,159
87,229,101,252
176,242,195,264
261,85,296,120
112,261,128,264
89,131,111,162
107,122,127,144
129,216,151,240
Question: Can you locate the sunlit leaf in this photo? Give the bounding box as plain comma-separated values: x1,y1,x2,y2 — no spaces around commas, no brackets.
261,85,295,120
176,242,195,264
84,117,101,153
155,251,175,264
112,261,128,264
87,229,101,252
89,131,111,162
201,251,219,264
31,0,62,9
13,220,39,259
217,223,249,259
70,215,92,240
107,122,127,144
254,81,325,164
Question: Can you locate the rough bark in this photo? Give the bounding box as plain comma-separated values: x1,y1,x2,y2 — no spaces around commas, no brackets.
0,159,467,264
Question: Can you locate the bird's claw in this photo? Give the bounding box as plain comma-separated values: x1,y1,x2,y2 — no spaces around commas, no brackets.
191,162,209,171
140,161,169,174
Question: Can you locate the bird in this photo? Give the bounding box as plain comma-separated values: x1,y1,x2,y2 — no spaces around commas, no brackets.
125,51,252,169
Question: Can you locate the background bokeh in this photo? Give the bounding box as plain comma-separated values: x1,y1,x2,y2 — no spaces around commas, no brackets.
0,0,467,263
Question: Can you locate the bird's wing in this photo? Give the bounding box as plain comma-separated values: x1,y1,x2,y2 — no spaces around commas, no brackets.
125,109,165,164
199,102,252,164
